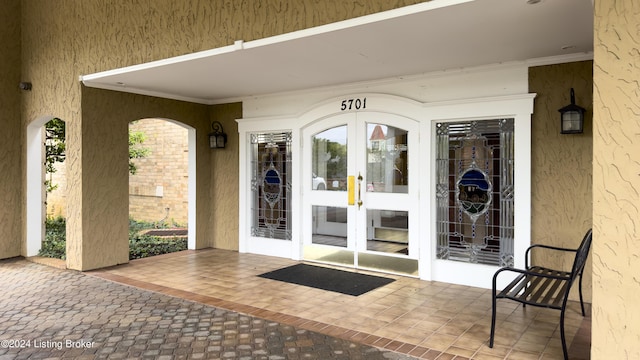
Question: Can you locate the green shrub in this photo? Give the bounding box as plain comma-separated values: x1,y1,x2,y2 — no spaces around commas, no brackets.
45,215,66,235
129,217,156,236
38,216,187,260
38,216,67,259
128,234,187,260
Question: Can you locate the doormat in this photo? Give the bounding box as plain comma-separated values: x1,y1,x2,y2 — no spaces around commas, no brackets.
258,263,394,296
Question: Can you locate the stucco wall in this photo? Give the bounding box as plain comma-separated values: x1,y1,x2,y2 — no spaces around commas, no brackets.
18,0,422,269
47,119,190,224
0,0,22,259
593,0,640,358
210,103,242,251
19,0,425,130
6,0,640,356
71,87,212,270
529,61,593,302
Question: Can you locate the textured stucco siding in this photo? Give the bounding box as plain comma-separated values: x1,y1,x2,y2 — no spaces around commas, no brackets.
529,61,593,303
0,0,22,259
3,0,639,356
19,0,425,124
593,0,640,358
69,87,213,270
48,119,191,224
17,0,424,269
210,104,242,251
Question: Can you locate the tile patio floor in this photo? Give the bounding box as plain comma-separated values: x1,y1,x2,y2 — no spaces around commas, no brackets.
88,249,591,359
1,257,416,359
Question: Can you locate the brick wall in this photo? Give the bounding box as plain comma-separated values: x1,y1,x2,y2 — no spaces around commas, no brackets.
129,119,189,225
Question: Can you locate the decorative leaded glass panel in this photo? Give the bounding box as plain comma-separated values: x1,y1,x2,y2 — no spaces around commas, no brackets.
435,119,515,267
251,132,292,240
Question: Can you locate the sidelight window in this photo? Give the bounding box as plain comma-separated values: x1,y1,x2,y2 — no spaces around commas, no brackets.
251,132,292,240
435,119,515,267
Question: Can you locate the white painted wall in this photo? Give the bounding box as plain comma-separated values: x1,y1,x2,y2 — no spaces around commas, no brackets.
242,63,529,119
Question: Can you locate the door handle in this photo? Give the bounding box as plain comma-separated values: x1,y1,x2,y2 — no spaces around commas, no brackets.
357,172,363,209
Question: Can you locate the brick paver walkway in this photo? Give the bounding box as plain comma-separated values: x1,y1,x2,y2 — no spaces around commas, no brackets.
0,258,417,359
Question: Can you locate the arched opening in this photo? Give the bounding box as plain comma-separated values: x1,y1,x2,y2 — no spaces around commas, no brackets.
26,116,66,257
128,118,196,258
28,116,197,262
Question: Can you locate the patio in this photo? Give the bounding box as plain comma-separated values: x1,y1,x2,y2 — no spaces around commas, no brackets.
88,249,591,359
1,257,413,359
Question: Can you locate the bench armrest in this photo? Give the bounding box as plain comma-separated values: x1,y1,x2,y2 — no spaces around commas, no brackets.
525,244,577,269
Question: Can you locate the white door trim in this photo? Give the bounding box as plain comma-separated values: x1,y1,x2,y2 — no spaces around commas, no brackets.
421,94,535,288
238,92,535,288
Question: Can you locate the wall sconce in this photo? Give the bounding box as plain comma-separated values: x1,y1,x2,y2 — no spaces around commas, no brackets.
19,82,32,91
208,121,227,149
558,88,586,134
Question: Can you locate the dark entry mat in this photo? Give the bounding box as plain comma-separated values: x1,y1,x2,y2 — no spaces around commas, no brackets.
258,263,394,296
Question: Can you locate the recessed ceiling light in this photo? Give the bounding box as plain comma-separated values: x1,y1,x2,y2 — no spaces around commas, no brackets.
527,0,542,4
116,82,126,86
561,45,576,50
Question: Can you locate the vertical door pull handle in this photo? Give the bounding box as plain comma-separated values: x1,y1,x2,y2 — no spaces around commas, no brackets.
357,172,363,209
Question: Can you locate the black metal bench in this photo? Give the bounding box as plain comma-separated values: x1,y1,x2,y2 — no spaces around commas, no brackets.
489,229,592,360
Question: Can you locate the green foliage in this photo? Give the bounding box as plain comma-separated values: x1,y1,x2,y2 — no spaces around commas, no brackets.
129,217,156,235
38,216,68,260
128,235,187,260
127,218,187,259
128,129,150,175
43,119,151,192
38,216,187,261
45,119,66,193
45,215,67,234
312,138,348,179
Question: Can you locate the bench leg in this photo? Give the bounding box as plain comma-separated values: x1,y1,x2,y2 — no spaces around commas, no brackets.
560,308,569,360
490,294,497,348
579,273,586,317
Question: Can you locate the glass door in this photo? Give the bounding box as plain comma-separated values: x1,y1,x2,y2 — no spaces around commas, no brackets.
302,112,419,276
303,113,356,266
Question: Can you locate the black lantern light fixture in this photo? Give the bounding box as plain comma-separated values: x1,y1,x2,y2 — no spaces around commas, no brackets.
19,82,32,91
208,121,227,149
558,88,586,134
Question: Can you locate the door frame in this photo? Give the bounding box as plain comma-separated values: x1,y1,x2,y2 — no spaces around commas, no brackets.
301,113,357,267
237,93,534,288
296,95,425,275
421,94,535,288
300,109,421,275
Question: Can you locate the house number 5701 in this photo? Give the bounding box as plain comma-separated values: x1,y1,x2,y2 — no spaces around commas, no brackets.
340,98,367,111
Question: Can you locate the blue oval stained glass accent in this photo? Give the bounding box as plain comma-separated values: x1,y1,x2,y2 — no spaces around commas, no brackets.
457,168,491,219
264,169,280,184
263,168,282,207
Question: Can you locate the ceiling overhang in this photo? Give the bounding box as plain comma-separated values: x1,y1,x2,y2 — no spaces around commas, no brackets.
80,0,594,105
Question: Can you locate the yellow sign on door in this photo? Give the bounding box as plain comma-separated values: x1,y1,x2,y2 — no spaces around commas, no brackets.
347,175,355,205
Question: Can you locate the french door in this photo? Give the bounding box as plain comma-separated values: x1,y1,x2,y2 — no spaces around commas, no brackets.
301,112,419,276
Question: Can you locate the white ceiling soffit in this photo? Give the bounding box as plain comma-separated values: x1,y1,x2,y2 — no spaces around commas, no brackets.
80,0,594,105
